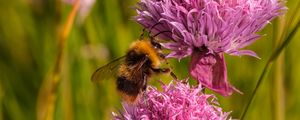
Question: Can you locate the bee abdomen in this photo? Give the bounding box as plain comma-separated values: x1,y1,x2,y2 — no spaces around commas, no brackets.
116,76,140,96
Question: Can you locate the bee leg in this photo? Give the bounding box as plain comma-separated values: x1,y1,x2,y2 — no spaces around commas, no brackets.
157,54,178,80
169,71,178,80
151,68,170,74
181,78,189,84
161,69,178,80
141,72,148,92
159,53,166,60
143,93,149,107
142,73,149,106
151,68,178,80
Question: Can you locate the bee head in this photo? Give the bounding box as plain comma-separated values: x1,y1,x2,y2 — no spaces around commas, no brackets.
150,39,162,50
138,22,172,60
148,30,171,50
139,22,171,50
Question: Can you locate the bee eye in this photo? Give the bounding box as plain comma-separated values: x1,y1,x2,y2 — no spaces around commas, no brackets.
151,40,162,49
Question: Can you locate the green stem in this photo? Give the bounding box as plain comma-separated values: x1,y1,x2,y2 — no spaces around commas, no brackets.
272,16,285,120
240,4,300,120
36,1,80,120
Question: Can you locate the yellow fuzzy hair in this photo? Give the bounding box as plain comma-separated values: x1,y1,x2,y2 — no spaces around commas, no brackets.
118,91,142,105
129,40,161,68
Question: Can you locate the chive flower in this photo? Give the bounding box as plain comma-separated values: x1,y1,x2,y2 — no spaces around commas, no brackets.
135,0,286,96
112,80,231,120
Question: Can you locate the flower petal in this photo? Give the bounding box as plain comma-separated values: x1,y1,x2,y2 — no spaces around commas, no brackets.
113,80,231,119
189,52,242,96
229,49,261,59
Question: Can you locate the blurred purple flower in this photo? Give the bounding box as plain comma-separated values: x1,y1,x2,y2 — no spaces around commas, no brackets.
112,80,231,120
135,0,286,96
64,0,95,21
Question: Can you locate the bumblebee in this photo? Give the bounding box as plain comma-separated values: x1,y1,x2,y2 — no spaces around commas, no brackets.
91,37,175,104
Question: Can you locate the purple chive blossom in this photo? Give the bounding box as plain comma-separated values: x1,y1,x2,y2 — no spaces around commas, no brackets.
112,80,231,120
135,0,286,96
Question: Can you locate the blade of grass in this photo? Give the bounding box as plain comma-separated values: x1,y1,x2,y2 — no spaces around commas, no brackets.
272,14,286,120
36,1,80,120
240,2,300,119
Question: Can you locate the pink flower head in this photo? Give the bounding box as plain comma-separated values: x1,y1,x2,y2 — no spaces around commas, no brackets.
135,0,286,96
112,80,231,120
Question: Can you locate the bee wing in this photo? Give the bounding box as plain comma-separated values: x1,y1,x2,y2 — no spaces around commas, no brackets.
127,57,149,81
91,56,126,82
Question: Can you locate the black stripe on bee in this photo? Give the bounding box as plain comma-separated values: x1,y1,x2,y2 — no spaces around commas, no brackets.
116,76,141,96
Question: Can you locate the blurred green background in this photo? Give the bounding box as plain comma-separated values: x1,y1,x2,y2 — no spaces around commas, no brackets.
0,0,300,120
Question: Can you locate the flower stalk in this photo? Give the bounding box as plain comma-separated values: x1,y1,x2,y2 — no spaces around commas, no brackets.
240,1,300,119
272,15,286,120
36,0,80,120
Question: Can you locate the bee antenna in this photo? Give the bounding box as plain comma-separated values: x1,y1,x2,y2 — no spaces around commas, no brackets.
139,22,162,40
151,30,172,38
148,22,162,36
